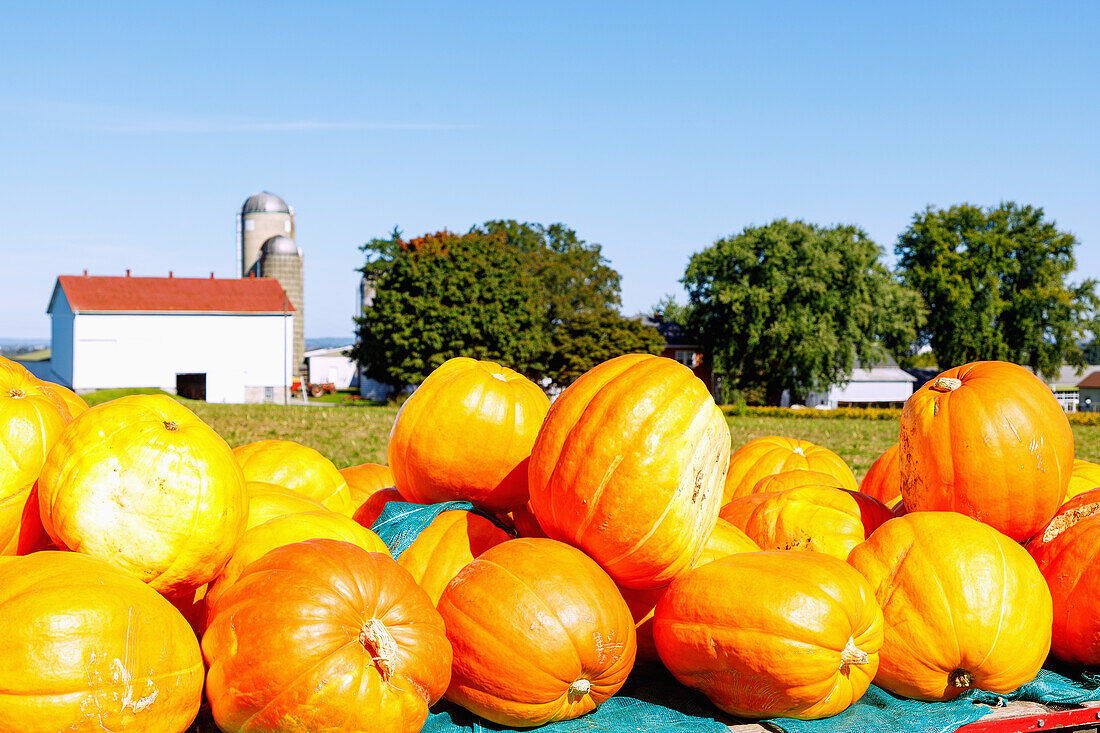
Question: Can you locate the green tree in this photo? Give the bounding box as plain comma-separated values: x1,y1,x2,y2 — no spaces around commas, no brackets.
352,228,549,389
476,221,663,386
649,293,694,326
895,203,1098,376
683,219,922,405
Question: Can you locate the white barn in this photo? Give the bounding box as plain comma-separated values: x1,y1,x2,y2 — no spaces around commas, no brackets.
40,272,296,403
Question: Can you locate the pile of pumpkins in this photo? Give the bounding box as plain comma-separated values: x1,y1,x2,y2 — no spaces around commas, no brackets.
1,351,1098,732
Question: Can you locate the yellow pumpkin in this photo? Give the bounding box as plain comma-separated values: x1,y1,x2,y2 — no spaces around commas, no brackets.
39,395,247,594
234,439,355,514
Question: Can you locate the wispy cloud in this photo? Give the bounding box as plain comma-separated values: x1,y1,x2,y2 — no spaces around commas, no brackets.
2,98,474,133
91,119,475,133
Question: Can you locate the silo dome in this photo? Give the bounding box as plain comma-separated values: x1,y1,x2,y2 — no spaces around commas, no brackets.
261,235,299,255
241,191,290,214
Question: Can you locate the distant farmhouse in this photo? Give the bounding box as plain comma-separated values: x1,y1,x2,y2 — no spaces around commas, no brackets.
22,192,307,404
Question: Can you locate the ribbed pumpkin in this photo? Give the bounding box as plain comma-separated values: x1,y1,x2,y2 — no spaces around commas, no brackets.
719,493,771,530
622,518,760,662
899,361,1072,541
438,538,636,727
203,539,452,733
509,501,548,538
1065,459,1100,503
751,468,847,495
398,510,511,605
1028,488,1100,561
234,439,355,514
352,487,405,528
0,357,70,555
388,357,549,513
528,354,730,589
205,510,390,619
723,435,857,503
736,486,895,560
653,551,883,720
39,395,247,594
859,443,901,506
1028,488,1100,666
245,480,328,529
34,378,87,418
0,552,203,732
341,461,398,507
848,512,1052,701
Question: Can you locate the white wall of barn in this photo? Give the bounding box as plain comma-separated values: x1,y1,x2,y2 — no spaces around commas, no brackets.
68,312,294,402
307,354,357,389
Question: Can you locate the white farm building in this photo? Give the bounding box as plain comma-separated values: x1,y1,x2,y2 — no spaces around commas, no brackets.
36,273,297,404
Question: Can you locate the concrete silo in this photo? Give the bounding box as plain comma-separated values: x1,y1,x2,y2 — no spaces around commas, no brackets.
239,192,294,277
255,235,305,375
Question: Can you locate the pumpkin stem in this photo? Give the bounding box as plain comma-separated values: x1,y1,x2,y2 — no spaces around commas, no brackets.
359,618,398,682
568,678,591,699
950,669,974,689
163,420,179,432
792,446,805,456
839,637,869,668
8,388,25,399
931,377,962,393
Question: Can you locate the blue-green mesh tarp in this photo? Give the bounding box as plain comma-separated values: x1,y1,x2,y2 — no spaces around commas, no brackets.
371,501,1100,733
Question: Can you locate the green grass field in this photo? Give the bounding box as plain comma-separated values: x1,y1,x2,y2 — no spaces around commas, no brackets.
83,389,1100,477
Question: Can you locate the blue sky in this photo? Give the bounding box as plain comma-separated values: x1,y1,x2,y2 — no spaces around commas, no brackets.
2,2,1097,340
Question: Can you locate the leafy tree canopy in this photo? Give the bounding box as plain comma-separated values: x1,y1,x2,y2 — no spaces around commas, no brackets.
354,222,663,390
352,228,549,388
895,203,1098,376
473,221,663,386
683,219,923,405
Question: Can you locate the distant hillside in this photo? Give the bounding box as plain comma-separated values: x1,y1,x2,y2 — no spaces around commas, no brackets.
0,339,50,358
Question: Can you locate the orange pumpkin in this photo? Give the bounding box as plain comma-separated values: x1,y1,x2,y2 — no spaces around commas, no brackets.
0,551,203,732
848,511,1052,700
388,357,549,512
623,518,760,662
1028,488,1100,561
653,551,882,720
341,461,398,507
1028,490,1100,666
736,486,895,560
1065,459,1100,503
438,538,636,727
529,354,730,589
723,435,857,503
245,480,328,529
0,357,70,555
352,487,405,529
859,443,901,506
751,468,847,494
509,501,548,538
39,395,247,594
234,439,355,514
899,361,1073,541
718,493,771,530
398,510,511,605
204,510,390,621
203,539,451,733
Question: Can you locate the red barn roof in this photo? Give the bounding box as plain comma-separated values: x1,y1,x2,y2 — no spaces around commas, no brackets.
52,274,295,314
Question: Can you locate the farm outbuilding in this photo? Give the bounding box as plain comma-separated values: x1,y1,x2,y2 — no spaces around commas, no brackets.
304,345,358,390
40,272,297,403
796,359,917,409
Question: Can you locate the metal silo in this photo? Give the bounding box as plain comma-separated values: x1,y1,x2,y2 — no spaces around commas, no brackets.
239,192,294,277
256,235,305,375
